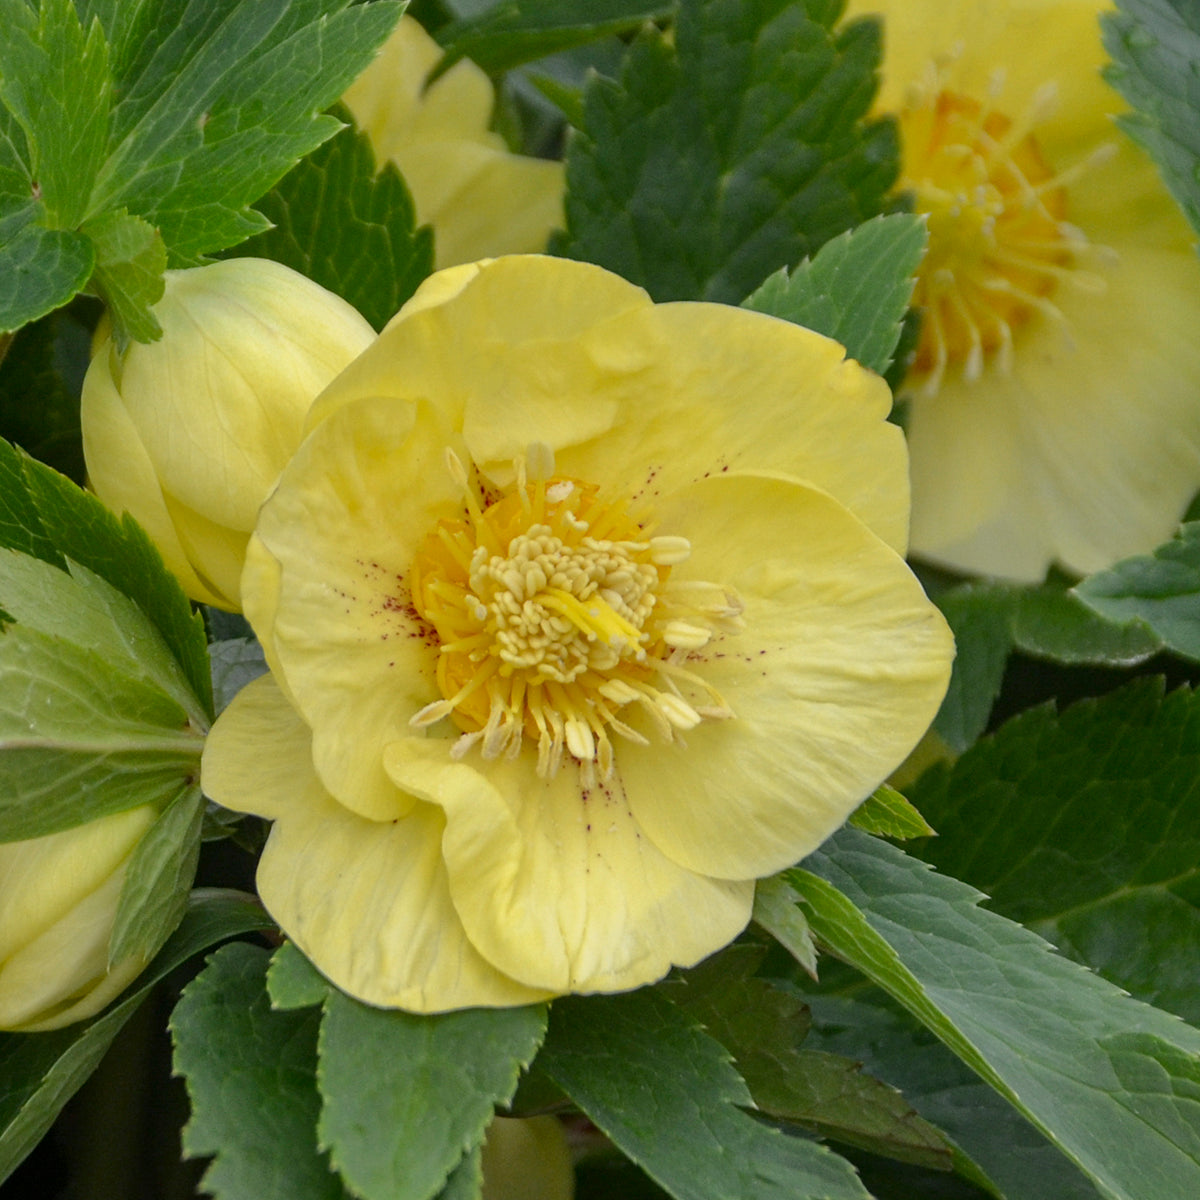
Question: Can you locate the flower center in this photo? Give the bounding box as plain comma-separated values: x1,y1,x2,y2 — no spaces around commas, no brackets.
899,85,1109,396
409,448,743,784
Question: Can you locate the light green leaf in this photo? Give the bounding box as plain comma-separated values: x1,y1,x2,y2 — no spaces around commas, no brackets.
0,549,201,721
317,991,548,1200
0,889,271,1187
0,0,109,228
234,108,433,333
753,873,819,978
849,784,935,840
90,0,406,264
173,942,348,1200
81,207,167,347
0,624,203,840
559,0,898,303
909,677,1200,1026
0,437,212,716
1074,522,1200,660
538,989,871,1200
741,213,926,375
1103,0,1200,239
109,781,204,966
794,827,1200,1200
434,0,674,75
435,1144,484,1200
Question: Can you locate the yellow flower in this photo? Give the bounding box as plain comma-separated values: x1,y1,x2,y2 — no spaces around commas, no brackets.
845,0,1200,580
201,255,953,1013
82,258,375,611
0,806,156,1031
342,16,564,270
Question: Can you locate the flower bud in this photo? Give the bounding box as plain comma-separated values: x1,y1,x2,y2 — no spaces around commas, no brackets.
81,258,375,610
0,806,157,1031
481,1116,574,1200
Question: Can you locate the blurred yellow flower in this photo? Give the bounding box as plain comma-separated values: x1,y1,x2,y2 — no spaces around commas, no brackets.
202,255,953,1013
0,806,155,1031
481,1116,574,1200
343,16,564,270
82,258,375,611
846,0,1200,580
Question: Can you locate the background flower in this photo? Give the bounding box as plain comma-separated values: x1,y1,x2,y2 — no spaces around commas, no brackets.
846,0,1200,580
202,255,953,1014
343,17,564,269
82,258,375,610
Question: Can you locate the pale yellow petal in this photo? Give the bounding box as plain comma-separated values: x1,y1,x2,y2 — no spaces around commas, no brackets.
252,746,548,1012
551,303,909,553
618,473,953,880
254,395,462,820
162,491,248,612
908,240,1200,579
384,738,754,994
201,673,337,821
81,350,225,607
846,0,1115,156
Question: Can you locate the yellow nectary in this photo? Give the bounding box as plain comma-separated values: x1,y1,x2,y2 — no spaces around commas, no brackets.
0,806,156,1031
846,0,1200,580
82,258,375,611
343,16,564,269
201,255,954,1013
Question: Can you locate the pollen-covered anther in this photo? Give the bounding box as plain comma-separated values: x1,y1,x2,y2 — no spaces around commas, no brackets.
410,451,740,780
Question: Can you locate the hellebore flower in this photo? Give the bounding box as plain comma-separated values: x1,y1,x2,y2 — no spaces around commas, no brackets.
82,258,375,611
342,16,564,269
202,255,954,1012
0,806,156,1031
845,0,1200,580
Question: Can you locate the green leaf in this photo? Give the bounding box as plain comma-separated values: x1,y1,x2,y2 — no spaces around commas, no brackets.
660,946,953,1172
266,940,332,1011
1103,0,1200,238
0,437,212,716
559,0,898,303
317,990,548,1200
234,108,434,333
793,827,1200,1200
849,784,935,840
753,873,819,978
209,637,268,715
0,0,109,228
0,216,94,334
173,942,348,1200
0,889,271,1187
90,0,406,264
741,213,925,375
435,1144,484,1200
434,0,674,75
81,207,166,347
1074,522,1200,660
538,989,871,1200
930,577,1161,753
0,624,203,840
803,991,1104,1200
0,308,89,482
909,678,1200,1026
108,781,204,966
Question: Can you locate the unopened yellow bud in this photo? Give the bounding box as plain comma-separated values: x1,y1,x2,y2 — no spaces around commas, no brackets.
481,1116,575,1200
0,806,157,1031
81,258,375,610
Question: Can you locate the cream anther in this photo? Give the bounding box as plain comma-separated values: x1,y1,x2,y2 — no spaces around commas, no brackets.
649,535,691,566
